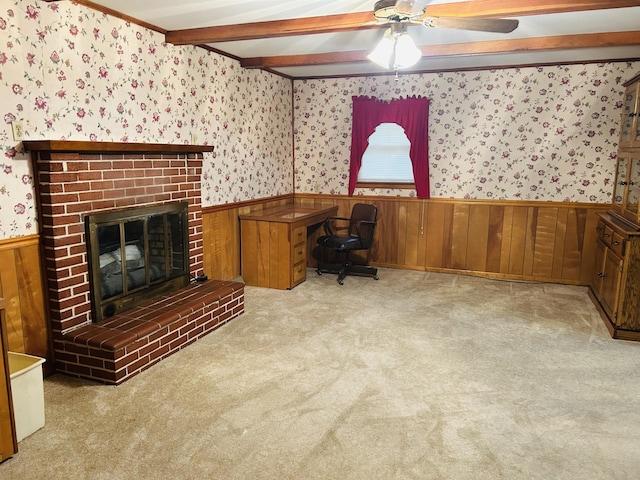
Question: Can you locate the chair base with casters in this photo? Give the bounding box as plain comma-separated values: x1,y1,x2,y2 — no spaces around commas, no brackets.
315,203,379,285
316,258,379,285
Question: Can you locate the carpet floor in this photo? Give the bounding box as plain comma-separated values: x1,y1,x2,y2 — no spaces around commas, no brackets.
2,268,640,479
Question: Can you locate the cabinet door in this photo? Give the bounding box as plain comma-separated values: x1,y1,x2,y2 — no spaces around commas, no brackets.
620,82,639,147
613,154,628,208
601,248,623,323
624,156,640,221
592,239,606,295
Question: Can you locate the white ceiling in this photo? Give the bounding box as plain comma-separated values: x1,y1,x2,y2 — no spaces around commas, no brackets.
82,0,640,78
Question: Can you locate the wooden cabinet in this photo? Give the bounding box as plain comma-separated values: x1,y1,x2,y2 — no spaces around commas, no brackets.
0,298,18,462
620,73,640,148
240,205,337,290
590,212,640,341
591,72,640,340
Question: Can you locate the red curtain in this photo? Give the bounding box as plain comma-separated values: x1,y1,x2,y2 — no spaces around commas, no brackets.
348,95,430,198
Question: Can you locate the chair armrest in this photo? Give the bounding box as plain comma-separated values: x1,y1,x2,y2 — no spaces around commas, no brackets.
322,216,350,236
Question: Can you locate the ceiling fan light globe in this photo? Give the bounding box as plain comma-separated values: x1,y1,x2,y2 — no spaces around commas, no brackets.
394,33,421,69
367,35,395,69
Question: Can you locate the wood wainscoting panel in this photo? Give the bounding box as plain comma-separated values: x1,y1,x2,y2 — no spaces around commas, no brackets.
451,203,470,270
508,206,530,276
579,207,600,284
552,208,569,280
466,204,491,273
560,207,583,282
202,208,241,282
203,194,606,286
498,205,514,274
486,205,505,273
293,194,608,285
531,206,559,278
522,206,538,277
426,202,453,269
202,195,294,281
0,235,49,366
403,201,423,268
0,249,20,349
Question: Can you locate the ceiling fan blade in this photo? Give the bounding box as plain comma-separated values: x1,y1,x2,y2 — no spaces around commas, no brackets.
424,16,519,33
395,0,431,16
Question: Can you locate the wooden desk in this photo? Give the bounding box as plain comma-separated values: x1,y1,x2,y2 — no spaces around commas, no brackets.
240,205,338,289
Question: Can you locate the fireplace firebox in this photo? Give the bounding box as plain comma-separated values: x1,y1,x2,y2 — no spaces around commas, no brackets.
86,202,190,322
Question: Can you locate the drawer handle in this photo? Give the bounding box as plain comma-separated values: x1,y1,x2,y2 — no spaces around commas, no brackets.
613,241,620,246
597,272,605,278
604,233,610,237
297,250,303,255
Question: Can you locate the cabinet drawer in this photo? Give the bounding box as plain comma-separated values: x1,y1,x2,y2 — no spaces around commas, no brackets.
293,243,306,265
596,221,606,240
611,231,625,256
603,225,614,247
292,226,306,246
293,261,306,285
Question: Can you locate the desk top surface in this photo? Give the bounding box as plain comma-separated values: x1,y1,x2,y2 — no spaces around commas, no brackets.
239,204,337,224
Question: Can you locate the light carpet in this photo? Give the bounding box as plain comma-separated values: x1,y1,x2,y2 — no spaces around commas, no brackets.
2,268,640,479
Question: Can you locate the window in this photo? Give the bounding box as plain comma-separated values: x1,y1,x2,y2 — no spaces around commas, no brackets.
349,96,430,198
358,122,414,186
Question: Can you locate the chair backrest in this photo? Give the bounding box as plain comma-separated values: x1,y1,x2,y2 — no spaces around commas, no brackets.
349,203,377,247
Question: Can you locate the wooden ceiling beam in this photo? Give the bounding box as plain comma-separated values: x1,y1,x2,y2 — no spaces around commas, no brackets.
240,31,640,69
166,0,640,45
166,12,377,45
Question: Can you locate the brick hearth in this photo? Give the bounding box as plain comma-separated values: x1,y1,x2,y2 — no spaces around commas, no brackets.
55,279,244,384
25,141,244,384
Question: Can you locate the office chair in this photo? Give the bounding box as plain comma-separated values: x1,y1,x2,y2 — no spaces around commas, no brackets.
316,203,379,285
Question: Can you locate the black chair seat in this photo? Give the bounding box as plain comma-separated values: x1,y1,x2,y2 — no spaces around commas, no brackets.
317,235,364,251
315,203,378,285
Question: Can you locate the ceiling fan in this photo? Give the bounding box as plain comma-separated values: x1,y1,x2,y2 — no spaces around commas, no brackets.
373,0,519,33
368,0,519,70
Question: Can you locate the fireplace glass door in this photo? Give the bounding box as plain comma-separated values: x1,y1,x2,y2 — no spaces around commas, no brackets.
86,202,190,322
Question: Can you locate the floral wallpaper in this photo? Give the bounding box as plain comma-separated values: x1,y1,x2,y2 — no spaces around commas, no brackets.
0,0,293,239
1,1,639,241
293,62,639,201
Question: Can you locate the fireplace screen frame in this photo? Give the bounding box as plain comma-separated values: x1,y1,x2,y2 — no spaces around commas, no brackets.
85,201,191,323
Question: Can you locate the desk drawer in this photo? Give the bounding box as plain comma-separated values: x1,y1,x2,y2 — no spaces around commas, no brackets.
293,243,306,265
293,261,306,285
293,226,306,246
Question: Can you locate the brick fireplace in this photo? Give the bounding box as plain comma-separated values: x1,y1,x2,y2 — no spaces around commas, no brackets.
24,141,244,384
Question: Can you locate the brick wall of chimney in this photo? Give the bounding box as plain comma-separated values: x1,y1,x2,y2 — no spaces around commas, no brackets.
34,151,205,336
